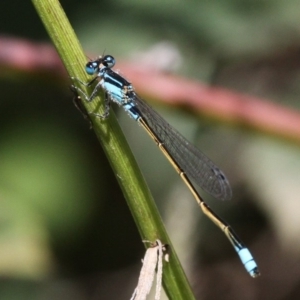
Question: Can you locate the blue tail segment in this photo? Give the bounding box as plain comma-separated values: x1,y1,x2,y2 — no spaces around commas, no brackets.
237,248,260,278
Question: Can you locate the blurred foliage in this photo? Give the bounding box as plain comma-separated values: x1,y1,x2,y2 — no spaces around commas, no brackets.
1,0,300,299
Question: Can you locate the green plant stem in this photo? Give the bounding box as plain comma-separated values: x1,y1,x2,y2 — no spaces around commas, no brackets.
31,0,196,299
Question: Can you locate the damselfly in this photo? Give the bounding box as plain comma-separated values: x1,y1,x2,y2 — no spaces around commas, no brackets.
72,55,260,277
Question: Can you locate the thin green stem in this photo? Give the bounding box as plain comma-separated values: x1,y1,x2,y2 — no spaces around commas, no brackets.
31,0,196,299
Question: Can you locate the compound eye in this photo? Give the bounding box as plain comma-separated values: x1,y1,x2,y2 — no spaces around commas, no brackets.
85,61,98,75
102,55,115,68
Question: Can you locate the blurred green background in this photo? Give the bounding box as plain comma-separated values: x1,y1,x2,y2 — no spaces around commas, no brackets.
1,0,300,299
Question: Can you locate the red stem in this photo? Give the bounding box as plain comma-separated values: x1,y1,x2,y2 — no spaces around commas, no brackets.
1,36,300,143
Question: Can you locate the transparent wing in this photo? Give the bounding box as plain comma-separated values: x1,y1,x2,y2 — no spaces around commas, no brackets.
133,95,232,201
